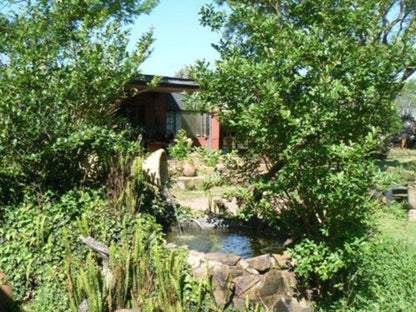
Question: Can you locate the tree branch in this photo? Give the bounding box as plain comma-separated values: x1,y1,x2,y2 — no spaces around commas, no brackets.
80,235,110,261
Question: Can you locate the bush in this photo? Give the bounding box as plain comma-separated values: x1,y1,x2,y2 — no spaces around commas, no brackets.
168,129,193,161
326,236,416,311
193,146,223,167
0,187,178,311
0,0,156,205
0,189,106,305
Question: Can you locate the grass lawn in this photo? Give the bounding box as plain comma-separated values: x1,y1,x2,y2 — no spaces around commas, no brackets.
171,185,238,201
379,215,416,246
378,148,416,246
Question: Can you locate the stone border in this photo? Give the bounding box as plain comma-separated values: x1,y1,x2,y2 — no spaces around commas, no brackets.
168,244,311,311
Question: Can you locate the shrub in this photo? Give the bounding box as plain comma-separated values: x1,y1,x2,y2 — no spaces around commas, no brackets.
0,0,157,205
193,146,223,167
326,236,416,311
0,189,106,305
168,129,193,161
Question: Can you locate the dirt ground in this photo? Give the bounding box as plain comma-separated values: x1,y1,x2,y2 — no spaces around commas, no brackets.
170,186,239,215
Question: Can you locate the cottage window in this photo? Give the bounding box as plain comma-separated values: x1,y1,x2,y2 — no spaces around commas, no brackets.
167,111,210,138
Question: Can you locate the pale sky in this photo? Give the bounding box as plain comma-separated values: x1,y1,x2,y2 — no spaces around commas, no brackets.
129,0,223,77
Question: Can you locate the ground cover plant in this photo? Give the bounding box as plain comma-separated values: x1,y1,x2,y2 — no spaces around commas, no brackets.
0,0,215,310
0,1,252,310
194,0,416,309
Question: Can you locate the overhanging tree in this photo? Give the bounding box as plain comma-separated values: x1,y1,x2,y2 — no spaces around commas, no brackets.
0,0,158,203
195,0,416,300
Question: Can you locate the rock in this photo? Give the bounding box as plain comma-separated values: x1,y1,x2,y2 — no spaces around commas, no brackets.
213,288,229,306
174,247,308,310
261,270,286,297
231,296,246,309
78,299,88,312
237,259,250,270
210,263,230,289
229,267,245,278
0,272,13,310
233,275,262,297
273,252,291,269
409,209,416,221
212,199,227,214
246,254,271,272
215,163,227,173
282,271,297,294
210,264,231,306
204,252,241,266
189,249,204,256
275,298,311,312
257,294,285,309
187,251,204,269
206,260,223,270
257,269,286,297
192,266,208,280
245,267,260,275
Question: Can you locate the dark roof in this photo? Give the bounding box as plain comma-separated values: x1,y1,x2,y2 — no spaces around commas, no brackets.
129,74,199,92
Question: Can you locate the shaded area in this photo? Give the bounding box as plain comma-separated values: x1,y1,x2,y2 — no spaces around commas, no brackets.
0,287,19,312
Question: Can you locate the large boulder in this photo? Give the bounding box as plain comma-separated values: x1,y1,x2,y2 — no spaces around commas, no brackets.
204,252,241,266
211,263,231,305
245,254,271,272
0,272,13,310
257,269,287,297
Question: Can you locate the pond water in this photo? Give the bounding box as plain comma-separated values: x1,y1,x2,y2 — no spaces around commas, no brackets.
166,228,284,259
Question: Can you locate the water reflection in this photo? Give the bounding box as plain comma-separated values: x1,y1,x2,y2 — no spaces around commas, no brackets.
166,229,283,259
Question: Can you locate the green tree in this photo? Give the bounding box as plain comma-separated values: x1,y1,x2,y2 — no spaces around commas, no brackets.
394,79,416,146
0,0,158,204
396,79,416,116
195,0,416,303
174,64,196,79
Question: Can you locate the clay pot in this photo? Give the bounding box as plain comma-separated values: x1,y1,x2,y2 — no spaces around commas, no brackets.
142,149,169,189
183,161,197,177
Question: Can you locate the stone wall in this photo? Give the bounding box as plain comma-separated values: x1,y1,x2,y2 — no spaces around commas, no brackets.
168,244,311,311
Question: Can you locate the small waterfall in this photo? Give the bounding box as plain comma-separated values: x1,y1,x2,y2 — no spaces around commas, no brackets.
188,218,203,230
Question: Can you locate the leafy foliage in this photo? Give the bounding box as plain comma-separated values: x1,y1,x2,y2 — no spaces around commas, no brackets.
393,79,416,145
0,0,158,204
68,216,212,312
0,0,203,310
0,189,107,306
395,79,416,117
168,129,194,161
195,0,416,304
323,236,416,311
